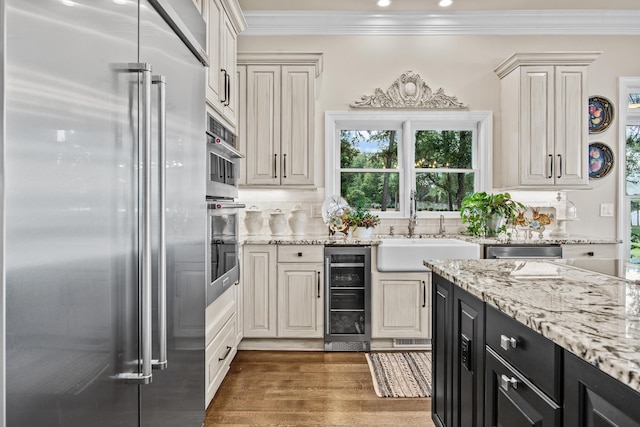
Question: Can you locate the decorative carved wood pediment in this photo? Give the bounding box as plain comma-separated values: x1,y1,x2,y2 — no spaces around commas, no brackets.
351,71,467,109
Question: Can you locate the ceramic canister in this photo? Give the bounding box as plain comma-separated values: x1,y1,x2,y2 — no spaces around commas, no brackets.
288,205,308,236
269,209,287,235
244,206,263,235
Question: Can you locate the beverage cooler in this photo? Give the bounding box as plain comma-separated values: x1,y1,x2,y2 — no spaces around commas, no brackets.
324,246,371,351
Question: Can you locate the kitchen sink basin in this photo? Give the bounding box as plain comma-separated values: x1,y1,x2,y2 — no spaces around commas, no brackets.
376,238,481,272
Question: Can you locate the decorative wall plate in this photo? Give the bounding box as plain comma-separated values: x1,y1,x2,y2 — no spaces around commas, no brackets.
588,96,614,134
588,142,614,179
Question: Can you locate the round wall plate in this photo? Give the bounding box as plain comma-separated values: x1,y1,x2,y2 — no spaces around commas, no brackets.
588,96,614,134
588,142,614,179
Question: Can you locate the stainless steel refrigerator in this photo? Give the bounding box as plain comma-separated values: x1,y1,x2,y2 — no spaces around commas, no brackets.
1,0,208,425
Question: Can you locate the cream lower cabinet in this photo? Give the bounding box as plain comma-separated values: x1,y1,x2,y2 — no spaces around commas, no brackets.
243,244,323,338
493,52,599,190
371,272,431,339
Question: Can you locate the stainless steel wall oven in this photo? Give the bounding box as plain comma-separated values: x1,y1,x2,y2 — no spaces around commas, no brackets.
206,200,244,305
206,114,243,305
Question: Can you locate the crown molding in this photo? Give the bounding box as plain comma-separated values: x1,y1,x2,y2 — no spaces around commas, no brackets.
241,10,640,36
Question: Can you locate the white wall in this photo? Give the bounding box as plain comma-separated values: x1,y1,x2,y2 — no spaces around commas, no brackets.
238,33,640,238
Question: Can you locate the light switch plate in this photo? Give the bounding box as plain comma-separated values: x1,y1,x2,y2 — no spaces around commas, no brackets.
600,203,614,217
311,203,322,218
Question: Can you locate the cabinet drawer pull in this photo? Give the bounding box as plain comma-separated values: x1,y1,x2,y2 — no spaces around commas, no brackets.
298,252,303,257
317,271,321,298
273,154,278,178
500,335,517,351
587,251,594,257
218,346,232,361
557,154,563,179
500,374,519,391
548,154,553,179
422,281,426,308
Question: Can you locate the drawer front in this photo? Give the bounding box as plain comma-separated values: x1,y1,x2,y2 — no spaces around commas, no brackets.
561,244,617,259
205,313,237,405
485,347,562,427
278,245,324,263
486,305,562,401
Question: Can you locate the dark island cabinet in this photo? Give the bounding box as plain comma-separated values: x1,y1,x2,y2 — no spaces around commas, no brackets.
564,351,640,426
432,274,484,427
485,346,561,427
432,275,452,427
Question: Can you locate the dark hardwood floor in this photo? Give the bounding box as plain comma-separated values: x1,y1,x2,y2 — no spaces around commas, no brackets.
204,350,434,426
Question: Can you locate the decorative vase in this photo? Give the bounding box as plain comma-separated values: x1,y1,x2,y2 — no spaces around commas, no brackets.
244,206,263,235
486,215,504,236
269,209,287,235
288,205,308,236
353,227,374,239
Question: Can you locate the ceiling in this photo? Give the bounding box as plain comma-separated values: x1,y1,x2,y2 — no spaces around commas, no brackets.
238,0,640,12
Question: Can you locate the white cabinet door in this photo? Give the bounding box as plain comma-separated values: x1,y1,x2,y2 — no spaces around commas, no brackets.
372,273,431,339
242,245,277,337
220,13,238,127
553,65,589,187
205,0,223,111
277,263,323,338
245,65,281,185
280,65,315,186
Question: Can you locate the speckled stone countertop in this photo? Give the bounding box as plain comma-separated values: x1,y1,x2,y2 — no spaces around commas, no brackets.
241,234,620,245
424,258,640,393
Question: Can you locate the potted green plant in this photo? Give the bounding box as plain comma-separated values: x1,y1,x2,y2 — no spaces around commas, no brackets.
460,192,525,236
346,206,380,238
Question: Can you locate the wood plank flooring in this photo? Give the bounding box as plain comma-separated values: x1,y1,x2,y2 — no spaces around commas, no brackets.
204,351,435,426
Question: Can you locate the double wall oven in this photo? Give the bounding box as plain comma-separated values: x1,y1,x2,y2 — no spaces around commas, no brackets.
206,113,244,305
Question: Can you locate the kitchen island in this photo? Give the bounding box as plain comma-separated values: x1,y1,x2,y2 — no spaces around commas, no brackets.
426,258,640,426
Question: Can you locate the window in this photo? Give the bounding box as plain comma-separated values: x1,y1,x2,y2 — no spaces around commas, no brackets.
325,111,492,218
620,78,640,260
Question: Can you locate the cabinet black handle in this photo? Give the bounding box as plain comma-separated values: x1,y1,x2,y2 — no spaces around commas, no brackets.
587,251,595,257
297,252,303,257
422,281,426,308
548,154,553,179
317,272,321,298
219,68,228,104
225,70,231,107
557,154,563,179
218,346,232,361
273,154,278,178
283,153,287,178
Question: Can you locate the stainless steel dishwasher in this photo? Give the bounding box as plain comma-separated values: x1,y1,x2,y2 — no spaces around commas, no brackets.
484,244,563,259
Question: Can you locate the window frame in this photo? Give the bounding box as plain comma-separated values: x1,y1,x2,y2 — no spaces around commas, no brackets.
618,77,640,260
325,110,493,218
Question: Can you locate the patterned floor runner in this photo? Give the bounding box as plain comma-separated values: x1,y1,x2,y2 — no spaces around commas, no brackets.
365,351,432,398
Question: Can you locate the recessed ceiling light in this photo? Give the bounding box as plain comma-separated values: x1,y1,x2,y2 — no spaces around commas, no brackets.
438,0,453,7
377,0,391,7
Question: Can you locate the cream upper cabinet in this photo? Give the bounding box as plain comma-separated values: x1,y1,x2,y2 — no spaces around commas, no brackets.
204,0,245,131
494,52,600,190
371,272,431,339
238,53,323,187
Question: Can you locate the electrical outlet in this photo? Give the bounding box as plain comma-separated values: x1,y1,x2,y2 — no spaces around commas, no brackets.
599,203,614,217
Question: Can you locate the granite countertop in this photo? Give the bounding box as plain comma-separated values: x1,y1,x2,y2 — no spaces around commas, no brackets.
424,258,640,393
241,233,620,246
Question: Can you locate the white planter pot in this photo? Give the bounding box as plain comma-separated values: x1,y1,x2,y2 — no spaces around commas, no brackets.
353,227,374,239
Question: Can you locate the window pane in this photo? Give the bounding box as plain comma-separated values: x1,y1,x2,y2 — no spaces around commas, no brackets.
340,130,398,169
631,200,640,262
415,172,474,211
414,130,472,169
626,125,640,195
629,93,640,109
340,172,399,212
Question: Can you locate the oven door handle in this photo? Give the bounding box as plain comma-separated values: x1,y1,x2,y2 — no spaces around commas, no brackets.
208,202,246,210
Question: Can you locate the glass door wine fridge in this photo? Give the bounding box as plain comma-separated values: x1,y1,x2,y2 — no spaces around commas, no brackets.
324,246,371,351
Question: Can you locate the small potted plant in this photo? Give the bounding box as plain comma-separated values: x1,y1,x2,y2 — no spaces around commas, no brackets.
460,192,525,237
346,206,380,239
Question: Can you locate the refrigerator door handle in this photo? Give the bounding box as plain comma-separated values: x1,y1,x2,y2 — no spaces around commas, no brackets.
114,63,153,385
152,75,168,370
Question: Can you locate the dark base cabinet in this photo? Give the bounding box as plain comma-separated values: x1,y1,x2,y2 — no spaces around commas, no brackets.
432,274,484,427
485,346,562,427
565,351,640,426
